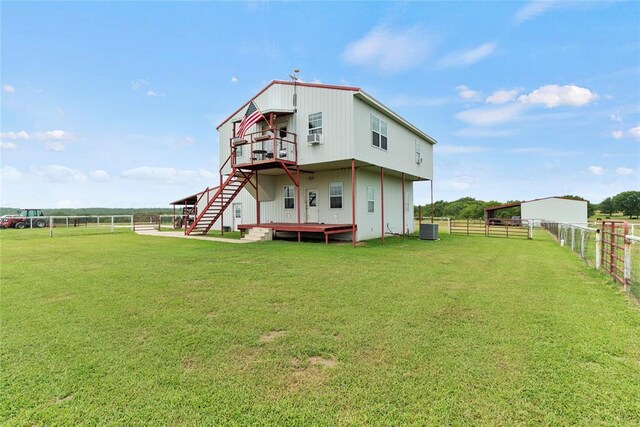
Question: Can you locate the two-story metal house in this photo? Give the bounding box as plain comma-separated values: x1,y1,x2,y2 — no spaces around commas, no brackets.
176,80,436,244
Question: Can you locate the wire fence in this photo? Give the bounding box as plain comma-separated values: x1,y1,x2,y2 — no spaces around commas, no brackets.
0,215,135,238
543,221,639,301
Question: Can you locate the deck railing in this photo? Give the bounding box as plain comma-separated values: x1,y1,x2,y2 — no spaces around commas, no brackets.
230,129,297,168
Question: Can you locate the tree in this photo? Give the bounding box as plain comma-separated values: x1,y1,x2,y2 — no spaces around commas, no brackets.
561,195,595,217
612,191,640,218
598,197,616,216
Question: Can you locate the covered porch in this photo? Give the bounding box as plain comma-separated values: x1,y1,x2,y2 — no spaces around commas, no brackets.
238,222,356,244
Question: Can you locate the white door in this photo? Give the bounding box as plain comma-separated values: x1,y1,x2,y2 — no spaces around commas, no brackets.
306,189,319,223
233,203,242,231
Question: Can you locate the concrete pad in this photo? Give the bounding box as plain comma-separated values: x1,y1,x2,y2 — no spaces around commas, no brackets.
134,229,252,244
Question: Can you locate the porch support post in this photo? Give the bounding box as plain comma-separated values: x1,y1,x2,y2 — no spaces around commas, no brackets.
381,167,385,243
402,173,405,238
256,171,260,226
351,159,356,247
269,112,274,129
430,179,434,223
297,166,301,242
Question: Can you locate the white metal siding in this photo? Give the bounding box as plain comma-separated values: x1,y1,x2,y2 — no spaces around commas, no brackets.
521,198,588,225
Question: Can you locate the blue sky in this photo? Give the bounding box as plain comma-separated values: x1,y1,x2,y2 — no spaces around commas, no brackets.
1,1,638,208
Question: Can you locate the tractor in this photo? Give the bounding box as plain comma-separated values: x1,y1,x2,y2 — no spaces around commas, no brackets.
0,209,47,229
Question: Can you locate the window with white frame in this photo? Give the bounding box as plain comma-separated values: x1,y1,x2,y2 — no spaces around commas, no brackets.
405,191,410,212
284,185,295,209
329,182,343,209
367,187,375,213
308,112,322,135
371,115,388,150
415,139,421,163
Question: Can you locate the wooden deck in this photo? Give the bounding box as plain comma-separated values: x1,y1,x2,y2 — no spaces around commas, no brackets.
237,223,356,243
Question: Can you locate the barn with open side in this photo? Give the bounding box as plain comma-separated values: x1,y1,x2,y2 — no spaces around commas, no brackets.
485,196,588,226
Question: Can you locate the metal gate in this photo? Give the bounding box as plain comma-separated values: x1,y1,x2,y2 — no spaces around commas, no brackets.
450,219,531,239
601,221,628,285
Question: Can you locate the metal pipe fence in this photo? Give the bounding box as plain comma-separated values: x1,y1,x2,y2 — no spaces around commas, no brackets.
543,221,639,300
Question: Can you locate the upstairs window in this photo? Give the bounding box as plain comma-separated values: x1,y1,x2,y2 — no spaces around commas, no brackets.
371,115,388,150
284,186,295,209
309,112,323,135
329,182,343,209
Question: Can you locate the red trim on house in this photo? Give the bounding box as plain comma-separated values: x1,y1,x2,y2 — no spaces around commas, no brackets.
216,80,361,130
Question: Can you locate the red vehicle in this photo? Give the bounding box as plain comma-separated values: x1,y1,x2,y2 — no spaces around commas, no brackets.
0,209,47,229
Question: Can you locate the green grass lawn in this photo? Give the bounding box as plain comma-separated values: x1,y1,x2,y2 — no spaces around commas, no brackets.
1,230,639,425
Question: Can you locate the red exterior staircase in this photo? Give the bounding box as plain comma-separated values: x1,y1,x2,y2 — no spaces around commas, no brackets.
185,168,255,235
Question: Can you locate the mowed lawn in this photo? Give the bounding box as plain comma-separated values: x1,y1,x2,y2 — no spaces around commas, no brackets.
1,230,639,425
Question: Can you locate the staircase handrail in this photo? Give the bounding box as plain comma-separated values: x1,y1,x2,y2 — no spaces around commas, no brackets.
186,170,239,234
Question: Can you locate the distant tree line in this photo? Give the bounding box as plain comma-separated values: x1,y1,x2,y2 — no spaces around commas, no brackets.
415,195,596,220
594,191,640,218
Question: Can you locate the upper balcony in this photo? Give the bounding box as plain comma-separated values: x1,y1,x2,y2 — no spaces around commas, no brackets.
230,129,298,170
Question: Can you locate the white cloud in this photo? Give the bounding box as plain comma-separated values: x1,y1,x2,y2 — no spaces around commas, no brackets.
230,76,238,83
587,166,604,176
435,145,488,154
612,130,623,140
121,167,216,185
455,103,525,126
630,126,640,139
44,142,66,151
456,85,481,101
440,176,473,191
90,170,111,182
453,128,518,138
37,130,74,141
440,42,496,67
131,79,149,90
609,113,623,123
1,166,21,181
518,84,597,108
0,131,29,140
389,95,450,107
146,90,159,97
509,147,580,157
486,89,519,104
514,0,557,23
616,167,633,175
3,84,15,93
0,142,17,149
33,165,87,183
343,26,435,73
177,136,195,145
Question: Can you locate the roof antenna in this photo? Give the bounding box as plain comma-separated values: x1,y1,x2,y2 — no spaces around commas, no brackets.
289,69,299,113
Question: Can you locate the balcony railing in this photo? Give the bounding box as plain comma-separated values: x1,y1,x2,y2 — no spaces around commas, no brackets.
230,129,297,168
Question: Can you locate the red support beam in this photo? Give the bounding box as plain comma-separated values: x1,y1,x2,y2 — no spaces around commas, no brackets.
430,180,434,223
381,167,385,243
255,171,260,226
402,172,405,238
351,159,356,247
296,166,301,242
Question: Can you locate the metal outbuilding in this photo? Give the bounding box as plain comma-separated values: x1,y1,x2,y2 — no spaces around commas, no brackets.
484,196,588,226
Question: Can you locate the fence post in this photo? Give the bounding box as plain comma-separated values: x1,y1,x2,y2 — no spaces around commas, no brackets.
580,229,585,259
111,216,114,233
131,215,134,232
157,215,161,232
448,218,451,234
595,230,601,270
49,216,53,238
528,222,533,239
571,227,575,251
466,219,469,236
624,237,631,291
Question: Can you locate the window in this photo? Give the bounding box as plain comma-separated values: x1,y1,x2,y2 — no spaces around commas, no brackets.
329,182,343,209
371,115,388,150
415,139,421,163
367,187,375,213
405,191,410,213
308,112,322,135
284,186,295,209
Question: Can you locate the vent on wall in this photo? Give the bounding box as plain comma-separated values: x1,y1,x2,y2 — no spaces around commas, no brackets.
307,134,322,145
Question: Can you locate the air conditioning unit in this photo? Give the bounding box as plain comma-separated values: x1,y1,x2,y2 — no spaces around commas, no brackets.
307,134,322,145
